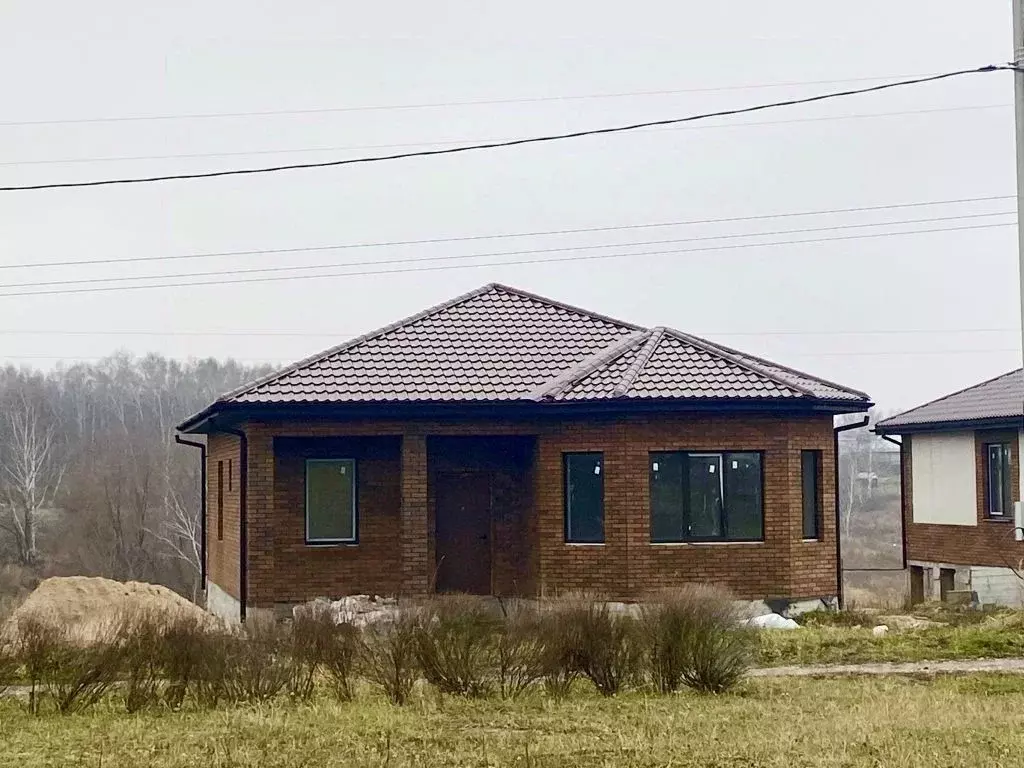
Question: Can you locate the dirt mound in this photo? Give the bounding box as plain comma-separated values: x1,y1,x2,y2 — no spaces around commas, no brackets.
5,576,214,641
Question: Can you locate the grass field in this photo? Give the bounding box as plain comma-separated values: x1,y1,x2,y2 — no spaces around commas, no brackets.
3,676,1024,767
758,623,1024,666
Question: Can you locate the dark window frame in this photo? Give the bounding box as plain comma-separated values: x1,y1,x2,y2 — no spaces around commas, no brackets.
216,460,224,541
801,450,823,540
984,442,1013,519
563,452,605,544
304,458,359,545
649,450,765,543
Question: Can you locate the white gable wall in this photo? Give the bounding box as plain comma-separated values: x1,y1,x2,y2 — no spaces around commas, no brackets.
911,432,977,526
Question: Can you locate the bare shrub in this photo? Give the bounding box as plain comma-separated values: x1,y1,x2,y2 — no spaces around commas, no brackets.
535,603,582,699
496,601,547,699
323,622,362,702
221,616,292,704
414,595,502,697
0,642,17,699
13,613,62,714
640,585,753,695
361,610,419,706
116,608,166,712
163,612,226,709
288,606,360,702
573,602,641,696
44,625,123,714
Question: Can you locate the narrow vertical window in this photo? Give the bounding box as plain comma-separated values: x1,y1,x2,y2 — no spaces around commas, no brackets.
216,460,224,541
564,453,604,543
985,443,1013,517
801,450,822,539
306,459,358,543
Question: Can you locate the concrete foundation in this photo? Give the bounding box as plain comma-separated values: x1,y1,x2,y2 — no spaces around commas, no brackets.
206,579,241,622
909,561,1024,608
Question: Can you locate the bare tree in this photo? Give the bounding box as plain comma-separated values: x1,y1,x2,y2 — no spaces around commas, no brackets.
0,394,65,566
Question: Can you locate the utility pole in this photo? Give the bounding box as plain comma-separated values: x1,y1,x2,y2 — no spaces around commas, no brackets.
1015,0,1024,368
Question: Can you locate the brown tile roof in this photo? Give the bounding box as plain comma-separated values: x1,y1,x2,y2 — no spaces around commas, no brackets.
210,283,871,410
876,368,1024,432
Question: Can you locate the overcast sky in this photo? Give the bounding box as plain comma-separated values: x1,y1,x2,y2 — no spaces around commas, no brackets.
0,1,1020,411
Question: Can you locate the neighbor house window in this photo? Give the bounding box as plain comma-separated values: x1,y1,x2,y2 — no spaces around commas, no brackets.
801,450,822,539
305,459,357,543
649,452,763,542
985,443,1013,518
564,453,604,543
216,461,224,541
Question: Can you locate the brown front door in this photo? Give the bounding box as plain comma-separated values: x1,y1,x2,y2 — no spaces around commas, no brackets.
435,472,492,594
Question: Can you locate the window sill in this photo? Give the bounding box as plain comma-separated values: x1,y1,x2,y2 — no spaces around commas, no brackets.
305,541,359,548
565,541,606,547
801,538,823,543
983,516,1014,523
650,540,763,547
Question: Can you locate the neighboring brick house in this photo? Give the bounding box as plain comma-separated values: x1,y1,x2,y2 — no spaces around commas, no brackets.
875,370,1024,606
176,283,872,621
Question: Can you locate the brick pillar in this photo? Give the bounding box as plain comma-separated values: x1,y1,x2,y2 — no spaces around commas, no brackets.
400,432,429,595
245,424,275,610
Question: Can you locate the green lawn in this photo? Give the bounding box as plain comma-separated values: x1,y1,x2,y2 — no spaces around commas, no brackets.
4,676,1024,767
758,623,1024,666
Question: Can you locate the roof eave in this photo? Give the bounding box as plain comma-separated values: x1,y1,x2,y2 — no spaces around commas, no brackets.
875,415,1023,435
177,395,872,433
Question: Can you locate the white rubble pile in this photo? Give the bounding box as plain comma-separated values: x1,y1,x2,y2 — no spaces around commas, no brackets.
293,594,400,628
744,613,801,630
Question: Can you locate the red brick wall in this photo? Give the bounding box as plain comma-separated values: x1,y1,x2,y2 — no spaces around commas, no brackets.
904,430,1023,568
220,413,837,609
533,414,836,600
206,433,241,598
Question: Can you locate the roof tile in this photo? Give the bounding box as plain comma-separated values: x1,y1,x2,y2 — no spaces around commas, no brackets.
215,283,870,409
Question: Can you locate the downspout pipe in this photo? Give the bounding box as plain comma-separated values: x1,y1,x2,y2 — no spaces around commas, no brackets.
878,434,908,570
219,425,248,623
174,435,207,588
834,415,870,609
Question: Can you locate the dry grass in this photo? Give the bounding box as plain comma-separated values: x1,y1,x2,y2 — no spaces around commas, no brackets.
2,676,1024,766
758,622,1024,667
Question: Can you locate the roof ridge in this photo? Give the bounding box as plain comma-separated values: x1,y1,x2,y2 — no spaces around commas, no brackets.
661,328,816,398
528,330,650,401
214,283,501,403
877,367,1024,427
487,283,645,332
611,327,665,397
677,330,871,401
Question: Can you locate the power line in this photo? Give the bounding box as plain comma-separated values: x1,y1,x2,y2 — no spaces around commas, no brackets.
0,327,1016,338
3,348,1018,363
2,65,1011,192
3,194,1013,272
0,70,962,128
2,211,1013,291
1,103,1009,168
0,220,1013,299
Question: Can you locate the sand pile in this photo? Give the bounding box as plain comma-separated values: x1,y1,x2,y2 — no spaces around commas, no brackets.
5,576,214,642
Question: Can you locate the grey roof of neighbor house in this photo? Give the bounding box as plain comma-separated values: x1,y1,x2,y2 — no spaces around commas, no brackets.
875,368,1024,433
179,284,871,428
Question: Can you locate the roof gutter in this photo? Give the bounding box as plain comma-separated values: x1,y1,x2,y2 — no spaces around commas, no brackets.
218,424,248,623
174,435,207,588
878,434,908,571
834,415,870,609
178,396,875,433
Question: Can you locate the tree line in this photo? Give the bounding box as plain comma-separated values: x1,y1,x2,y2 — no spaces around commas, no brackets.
0,354,270,602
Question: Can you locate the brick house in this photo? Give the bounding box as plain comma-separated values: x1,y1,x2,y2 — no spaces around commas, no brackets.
875,370,1024,606
176,283,872,621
